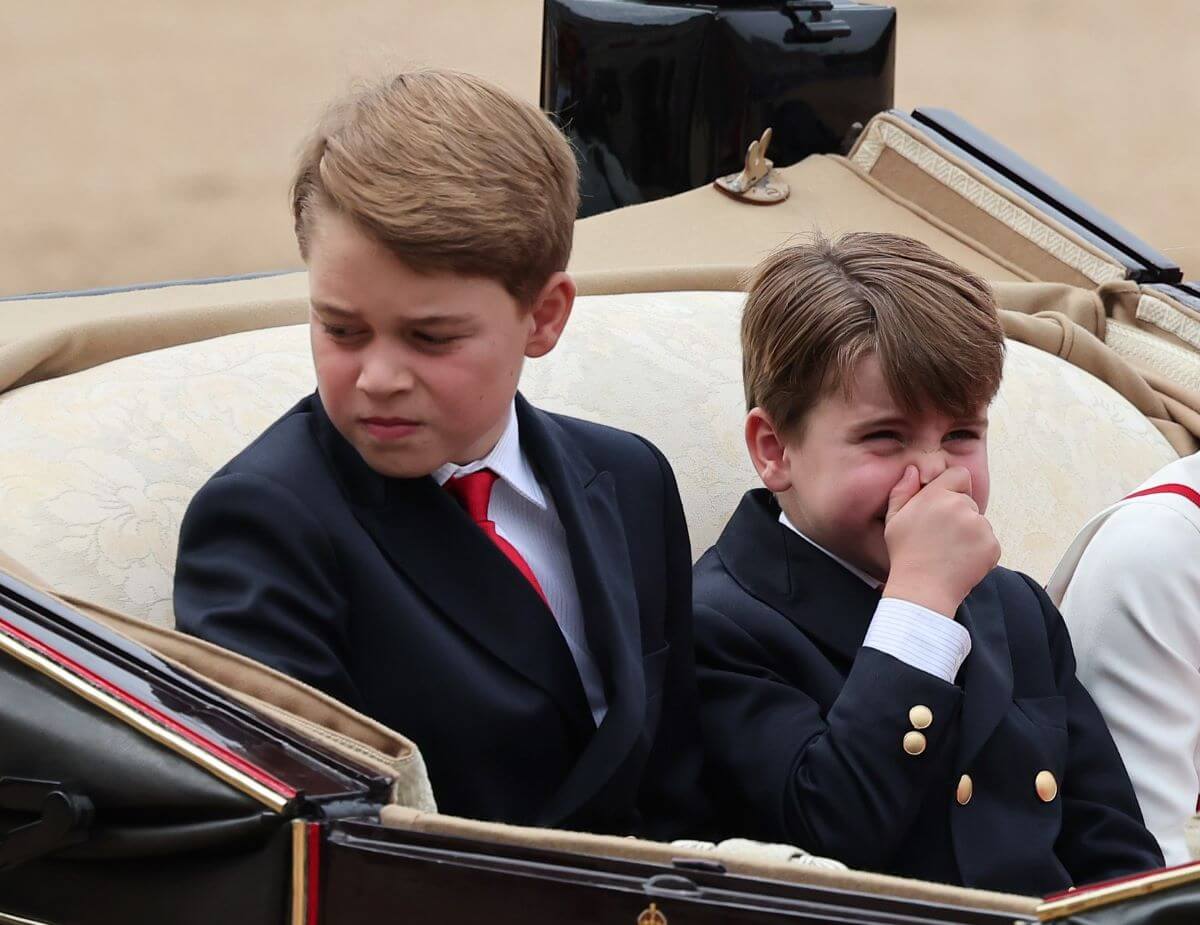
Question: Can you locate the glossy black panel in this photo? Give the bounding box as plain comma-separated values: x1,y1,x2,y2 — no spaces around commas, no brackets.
0,818,292,925
0,571,389,807
323,819,1028,924
0,651,260,817
542,0,895,216
909,108,1183,285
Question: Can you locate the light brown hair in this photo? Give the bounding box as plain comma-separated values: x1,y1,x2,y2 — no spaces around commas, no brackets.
291,69,579,304
742,232,1005,436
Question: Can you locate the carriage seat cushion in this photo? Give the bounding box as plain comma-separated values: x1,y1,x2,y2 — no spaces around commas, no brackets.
0,290,1178,627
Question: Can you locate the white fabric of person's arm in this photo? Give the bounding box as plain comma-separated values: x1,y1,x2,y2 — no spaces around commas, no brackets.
862,598,972,683
1059,501,1200,866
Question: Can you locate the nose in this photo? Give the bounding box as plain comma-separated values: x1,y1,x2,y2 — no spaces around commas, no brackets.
911,446,949,486
355,345,414,397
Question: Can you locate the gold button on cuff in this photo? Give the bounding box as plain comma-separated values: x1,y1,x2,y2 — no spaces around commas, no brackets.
903,731,927,756
956,774,973,806
908,705,933,730
1035,770,1058,803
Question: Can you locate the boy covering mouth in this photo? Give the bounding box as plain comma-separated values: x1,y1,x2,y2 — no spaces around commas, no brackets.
693,231,1162,893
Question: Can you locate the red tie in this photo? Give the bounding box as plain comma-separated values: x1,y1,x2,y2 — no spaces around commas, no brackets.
445,469,548,605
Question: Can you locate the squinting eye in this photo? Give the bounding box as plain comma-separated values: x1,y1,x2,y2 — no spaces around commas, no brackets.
865,431,903,442
323,323,360,340
946,430,980,442
413,332,460,346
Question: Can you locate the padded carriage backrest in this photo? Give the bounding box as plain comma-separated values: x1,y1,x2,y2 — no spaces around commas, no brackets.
1105,286,1200,395
0,290,1178,627
848,113,1129,290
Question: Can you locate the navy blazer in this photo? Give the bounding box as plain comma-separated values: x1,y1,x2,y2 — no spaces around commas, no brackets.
694,489,1162,895
175,392,708,839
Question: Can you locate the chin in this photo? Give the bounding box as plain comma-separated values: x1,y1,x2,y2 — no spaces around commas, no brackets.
356,445,440,480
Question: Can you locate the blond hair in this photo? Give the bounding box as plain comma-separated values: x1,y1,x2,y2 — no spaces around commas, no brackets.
742,232,1005,436
291,69,579,303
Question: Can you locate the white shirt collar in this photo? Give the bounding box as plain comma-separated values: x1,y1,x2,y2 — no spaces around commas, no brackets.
431,401,547,509
778,510,883,590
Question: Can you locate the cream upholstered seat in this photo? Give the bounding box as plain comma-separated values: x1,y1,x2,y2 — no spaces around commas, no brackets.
0,290,1178,627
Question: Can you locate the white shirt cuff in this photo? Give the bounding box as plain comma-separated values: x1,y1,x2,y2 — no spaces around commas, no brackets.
862,598,972,683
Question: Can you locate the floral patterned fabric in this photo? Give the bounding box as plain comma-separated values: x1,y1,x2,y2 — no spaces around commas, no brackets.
0,291,1178,626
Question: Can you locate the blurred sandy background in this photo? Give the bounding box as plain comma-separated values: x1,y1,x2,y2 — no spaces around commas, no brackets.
2,0,1196,297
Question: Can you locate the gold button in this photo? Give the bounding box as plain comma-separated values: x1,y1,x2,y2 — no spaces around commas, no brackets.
909,705,933,729
903,731,927,756
1035,770,1058,802
956,774,973,805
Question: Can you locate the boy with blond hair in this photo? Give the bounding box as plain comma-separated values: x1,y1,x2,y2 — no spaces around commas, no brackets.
694,232,1161,892
175,70,707,837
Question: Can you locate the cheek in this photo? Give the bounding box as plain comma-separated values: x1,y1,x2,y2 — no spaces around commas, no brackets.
312,347,358,390
425,345,521,418
824,455,904,516
429,348,500,398
310,340,349,389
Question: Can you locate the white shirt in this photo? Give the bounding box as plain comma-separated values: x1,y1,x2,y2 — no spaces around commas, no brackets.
779,511,972,683
1049,451,1200,865
433,403,607,726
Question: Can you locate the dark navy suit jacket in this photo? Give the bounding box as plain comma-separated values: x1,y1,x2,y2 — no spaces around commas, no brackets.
175,392,708,839
694,489,1162,895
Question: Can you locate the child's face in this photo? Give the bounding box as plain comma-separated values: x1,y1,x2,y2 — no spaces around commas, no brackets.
748,353,991,582
305,208,572,478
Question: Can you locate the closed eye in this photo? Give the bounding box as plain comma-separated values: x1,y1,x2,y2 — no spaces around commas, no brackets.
322,323,364,340
412,331,461,346
864,431,903,442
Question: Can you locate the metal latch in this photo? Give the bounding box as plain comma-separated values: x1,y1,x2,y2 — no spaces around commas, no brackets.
0,778,93,869
643,873,702,899
781,1,853,43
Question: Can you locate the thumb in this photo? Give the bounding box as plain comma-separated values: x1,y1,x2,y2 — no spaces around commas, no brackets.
886,465,921,522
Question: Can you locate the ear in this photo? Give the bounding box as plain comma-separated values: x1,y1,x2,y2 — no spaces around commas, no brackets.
745,407,794,492
524,271,576,358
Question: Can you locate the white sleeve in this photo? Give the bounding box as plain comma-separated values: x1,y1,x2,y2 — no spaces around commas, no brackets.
862,598,972,683
1059,501,1200,866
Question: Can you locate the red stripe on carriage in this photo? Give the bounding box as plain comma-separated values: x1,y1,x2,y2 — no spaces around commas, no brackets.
0,613,298,800
307,822,323,925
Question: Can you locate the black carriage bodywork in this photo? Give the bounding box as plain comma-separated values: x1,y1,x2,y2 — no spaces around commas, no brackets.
542,0,897,216
5,564,1200,924
0,570,1037,924
0,572,385,925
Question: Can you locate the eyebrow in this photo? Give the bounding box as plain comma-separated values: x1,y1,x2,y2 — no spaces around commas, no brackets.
310,301,357,319
851,413,989,431
852,414,910,431
310,301,472,326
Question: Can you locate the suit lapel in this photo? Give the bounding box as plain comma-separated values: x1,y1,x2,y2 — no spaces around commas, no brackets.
717,490,880,663
952,575,1013,771
515,398,646,825
309,393,594,740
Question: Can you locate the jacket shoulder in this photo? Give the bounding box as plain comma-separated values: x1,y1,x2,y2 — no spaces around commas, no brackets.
207,397,329,497
548,411,670,480
985,566,1065,647
693,545,780,631
694,546,739,603
985,565,1048,610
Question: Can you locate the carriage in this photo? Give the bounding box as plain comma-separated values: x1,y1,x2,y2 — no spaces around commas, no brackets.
2,4,1199,922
